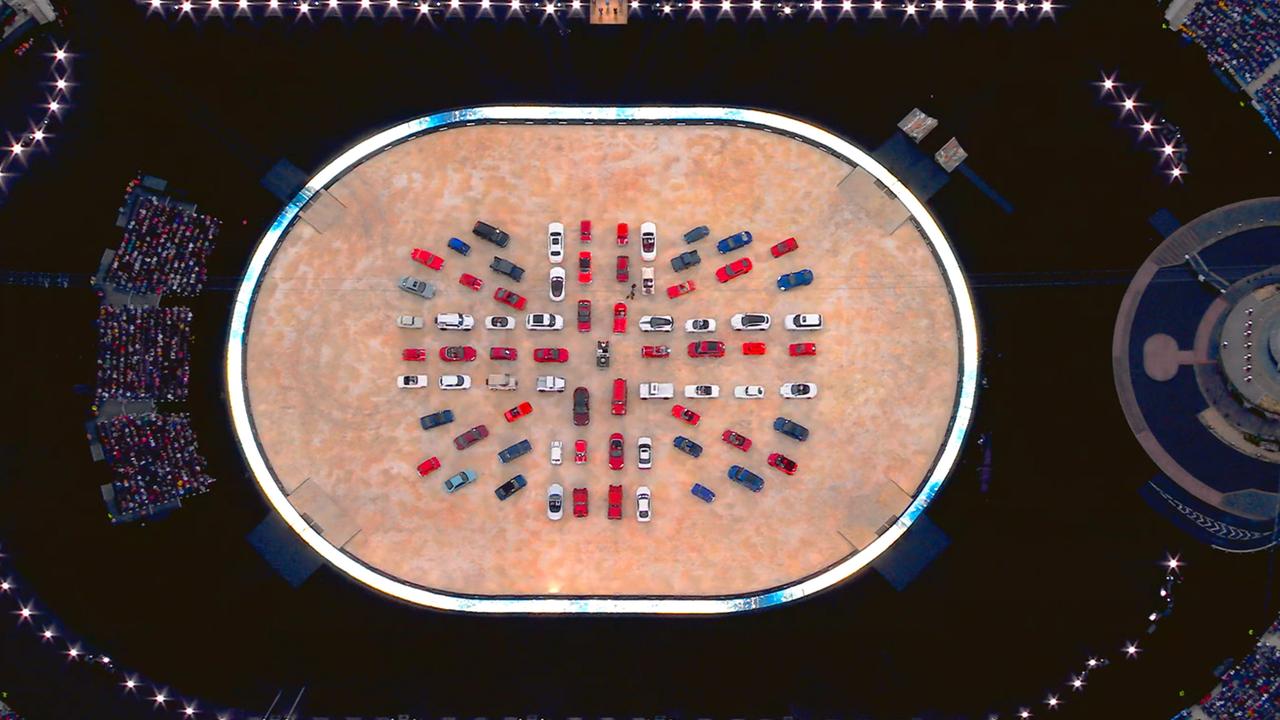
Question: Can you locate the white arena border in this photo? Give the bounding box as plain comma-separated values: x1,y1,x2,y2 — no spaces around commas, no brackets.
226,106,980,614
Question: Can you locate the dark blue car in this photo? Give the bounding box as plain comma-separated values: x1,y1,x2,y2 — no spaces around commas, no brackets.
447,237,471,256
715,231,753,254
727,465,765,493
777,269,814,291
672,435,703,458
494,474,527,500
690,483,716,503
497,438,533,464
419,409,455,431
773,416,810,442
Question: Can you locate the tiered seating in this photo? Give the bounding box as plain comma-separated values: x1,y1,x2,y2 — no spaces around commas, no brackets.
1200,642,1280,718
1182,0,1280,86
105,195,221,297
98,413,215,521
1255,74,1280,137
94,305,192,401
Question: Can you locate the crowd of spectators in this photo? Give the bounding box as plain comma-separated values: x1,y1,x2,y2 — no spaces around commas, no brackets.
1181,0,1280,87
98,413,215,521
94,305,192,401
1254,74,1280,139
1197,621,1280,719
105,194,221,297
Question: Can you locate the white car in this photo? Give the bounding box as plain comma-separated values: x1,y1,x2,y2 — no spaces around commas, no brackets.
438,374,471,390
547,483,564,520
396,314,424,329
785,313,823,331
549,267,566,302
641,266,655,295
684,384,720,398
730,313,771,331
436,313,474,331
525,312,564,331
636,486,651,522
640,221,657,262
734,384,765,399
780,382,818,399
397,374,429,389
550,440,563,465
485,314,515,331
639,315,674,333
685,318,716,333
547,222,565,264
639,382,675,399
536,375,566,393
637,436,652,469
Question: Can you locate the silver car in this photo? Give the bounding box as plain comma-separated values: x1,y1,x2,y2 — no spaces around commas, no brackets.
638,315,674,332
399,276,436,299
730,313,771,331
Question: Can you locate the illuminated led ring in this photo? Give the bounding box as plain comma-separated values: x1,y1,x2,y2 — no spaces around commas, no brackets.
227,106,980,614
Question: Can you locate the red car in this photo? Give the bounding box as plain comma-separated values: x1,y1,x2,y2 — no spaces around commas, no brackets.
607,483,623,519
490,346,517,361
641,345,670,358
666,280,696,299
504,401,534,423
715,257,753,283
688,340,725,358
577,299,591,332
580,220,592,244
574,439,587,465
611,378,627,416
742,342,767,356
416,456,441,477
439,345,477,362
608,433,625,471
578,251,592,284
672,404,701,426
768,452,798,475
493,287,527,310
722,429,752,451
402,348,427,362
459,272,483,291
410,248,444,270
616,255,630,282
573,487,589,517
616,222,629,246
789,342,817,357
770,236,799,258
613,302,627,334
533,347,569,363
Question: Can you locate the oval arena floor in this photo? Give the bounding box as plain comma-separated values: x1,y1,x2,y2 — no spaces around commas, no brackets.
241,122,962,600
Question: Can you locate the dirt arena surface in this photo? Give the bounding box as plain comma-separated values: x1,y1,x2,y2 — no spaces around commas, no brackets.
243,123,961,597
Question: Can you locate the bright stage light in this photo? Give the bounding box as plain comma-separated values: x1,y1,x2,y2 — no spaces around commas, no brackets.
1018,710,1031,720
184,705,197,717
1046,695,1059,708
0,580,9,591
905,2,917,16
843,0,853,10
151,0,163,7
153,691,169,706
54,49,66,61
1160,143,1176,157
1015,0,1025,11
1165,554,1181,570
1086,657,1098,667
964,0,974,10
1139,118,1154,135
1170,165,1184,179
1123,641,1140,657
240,0,250,8
32,129,44,141
9,143,22,154
66,644,80,657
993,0,1004,9
1040,0,1051,9
124,678,138,690
329,0,339,7
934,0,943,10
41,629,53,639
361,0,371,7
1070,676,1084,690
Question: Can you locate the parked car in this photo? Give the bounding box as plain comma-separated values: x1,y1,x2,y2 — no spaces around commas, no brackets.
672,404,700,426
440,345,477,362
459,272,484,291
640,222,657,261
580,220,592,244
447,237,471,256
574,439,587,465
419,409,455,430
486,373,518,391
608,483,623,519
436,312,474,330
611,378,627,415
597,340,611,368
683,225,710,244
397,374,428,389
734,384,765,399
690,483,716,503
402,348,427,362
525,313,564,331
715,230,753,254
770,236,799,258
742,342,767,356
639,382,674,399
608,433,625,471
504,401,534,422
637,436,653,469
785,313,823,330
774,416,811,441
789,342,817,356
578,251,592,284
616,222,629,246
642,266,655,295
550,440,563,466
777,269,814,291
453,424,490,450
472,220,510,248
780,382,818,399
768,452,798,475
399,276,436,299
730,313,771,331
439,374,471,390
549,267,566,302
639,315,673,332
673,435,703,457
573,487,588,517
728,465,765,492
641,345,670,359
671,249,701,272
442,469,477,493
411,248,445,270
715,257,753,283
666,280,696,299
490,346,517,361
494,474,527,500
573,386,590,426
685,317,715,333
577,299,591,332
534,347,569,363
722,429,752,451
485,314,514,330
547,483,564,519
498,439,533,464
688,340,725,358
537,375,566,393
490,256,525,282
416,456,441,477
636,486,652,522
613,302,627,334
547,222,565,263
396,314,424,329
684,384,719,398
616,255,630,283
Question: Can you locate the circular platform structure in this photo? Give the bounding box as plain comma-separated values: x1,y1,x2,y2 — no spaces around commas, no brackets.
227,107,978,613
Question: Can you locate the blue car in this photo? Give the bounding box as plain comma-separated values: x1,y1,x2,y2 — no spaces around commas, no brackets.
715,231,753,254
447,237,471,256
419,409,455,431
497,438,533,464
773,416,810,442
777,269,814,292
494,474,527,500
727,465,765,493
443,469,477,493
690,483,716,503
673,435,703,458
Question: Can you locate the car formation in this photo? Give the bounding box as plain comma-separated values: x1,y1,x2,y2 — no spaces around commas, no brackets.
395,220,822,522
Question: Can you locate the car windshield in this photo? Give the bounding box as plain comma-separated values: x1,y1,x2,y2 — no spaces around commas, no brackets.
579,257,589,269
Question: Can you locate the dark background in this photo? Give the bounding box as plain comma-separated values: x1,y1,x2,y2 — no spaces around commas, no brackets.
0,1,1278,718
